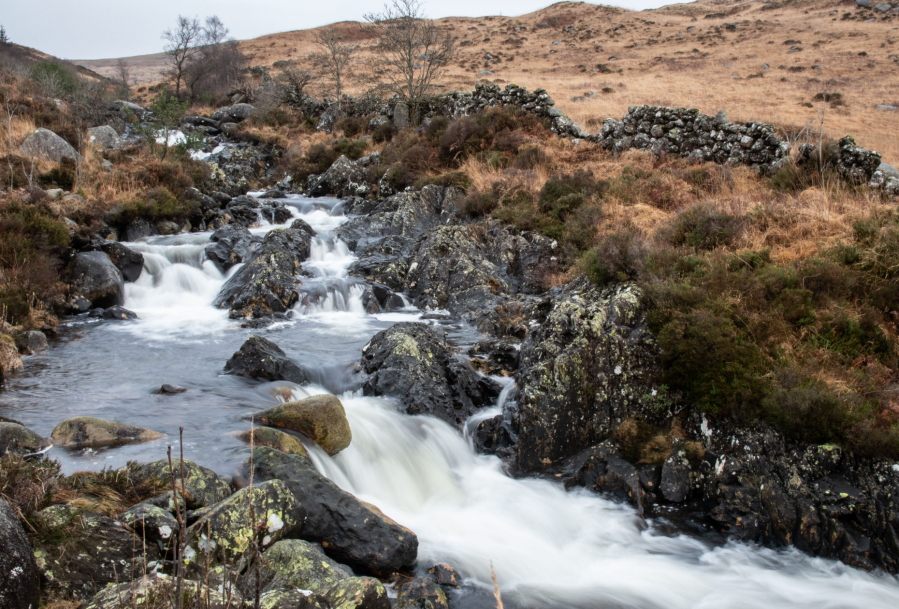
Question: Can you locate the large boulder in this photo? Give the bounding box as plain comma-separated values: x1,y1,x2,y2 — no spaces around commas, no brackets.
100,241,144,282
0,498,40,609
236,427,309,458
68,251,125,308
212,103,256,123
205,224,258,272
50,416,164,449
87,125,122,149
239,539,352,596
213,226,312,319
514,278,661,473
0,421,51,456
361,322,501,427
249,394,351,456
118,503,179,551
123,218,159,242
134,458,231,509
241,447,418,576
19,128,81,162
323,577,391,609
559,444,649,516
307,155,367,198
224,335,309,384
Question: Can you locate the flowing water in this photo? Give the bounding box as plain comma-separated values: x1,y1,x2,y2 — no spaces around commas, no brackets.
2,195,899,608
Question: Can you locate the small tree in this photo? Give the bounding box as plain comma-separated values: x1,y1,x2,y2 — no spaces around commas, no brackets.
311,28,358,105
162,16,202,98
275,62,316,110
0,25,9,45
136,91,192,160
364,0,455,120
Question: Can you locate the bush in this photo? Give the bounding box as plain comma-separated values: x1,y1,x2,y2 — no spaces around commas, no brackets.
584,227,648,286
38,158,76,190
334,116,366,138
762,367,853,445
373,121,397,143
464,191,498,217
333,137,369,161
664,204,743,250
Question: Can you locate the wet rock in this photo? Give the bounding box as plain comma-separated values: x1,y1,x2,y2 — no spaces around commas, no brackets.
207,144,276,197
19,128,81,162
123,218,159,241
225,196,262,227
561,444,648,515
259,590,329,609
236,426,309,458
394,575,449,609
185,480,305,562
324,576,391,609
660,441,692,503
100,241,144,282
468,339,520,375
16,330,48,354
241,447,418,576
205,224,257,272
472,411,518,459
249,394,351,456
118,503,178,551
0,421,51,456
291,218,316,236
239,538,352,596
155,220,180,235
428,564,460,587
51,416,164,449
225,335,310,384
307,155,367,198
158,383,187,394
135,458,231,509
83,576,237,609
260,202,294,224
348,236,413,292
68,251,125,309
361,322,502,427
514,278,661,473
213,226,312,318
0,498,40,609
98,305,138,320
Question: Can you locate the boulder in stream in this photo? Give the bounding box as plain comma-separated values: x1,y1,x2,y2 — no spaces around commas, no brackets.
100,241,144,282
394,575,449,609
225,335,309,384
205,224,257,272
0,498,40,609
67,251,125,309
51,416,163,449
0,421,51,456
236,426,309,458
248,394,351,456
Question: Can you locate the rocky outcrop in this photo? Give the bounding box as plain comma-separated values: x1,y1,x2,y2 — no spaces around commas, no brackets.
19,128,81,162
241,447,418,576
67,251,125,309
249,394,352,456
205,224,258,272
0,498,40,609
361,323,501,427
239,539,352,597
0,421,50,456
206,143,277,196
84,576,236,609
225,335,309,384
236,427,308,457
306,155,368,198
513,278,661,473
50,416,164,449
100,241,144,282
213,226,311,319
557,443,650,516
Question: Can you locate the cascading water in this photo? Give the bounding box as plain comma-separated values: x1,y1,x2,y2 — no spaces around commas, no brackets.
2,194,899,608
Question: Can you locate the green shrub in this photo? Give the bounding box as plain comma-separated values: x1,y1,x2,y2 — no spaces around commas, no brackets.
333,138,369,161
464,191,498,217
334,116,366,138
762,367,853,444
665,204,743,250
373,121,397,143
584,227,647,286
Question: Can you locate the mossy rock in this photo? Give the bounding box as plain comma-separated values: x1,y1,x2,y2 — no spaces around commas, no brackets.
0,422,50,456
118,503,178,550
240,539,352,597
395,576,449,609
236,426,308,458
324,576,391,609
249,394,351,456
51,416,163,449
135,459,231,509
260,589,330,609
84,575,239,609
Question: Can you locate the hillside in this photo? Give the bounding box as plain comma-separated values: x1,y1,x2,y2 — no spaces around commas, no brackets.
0,41,108,82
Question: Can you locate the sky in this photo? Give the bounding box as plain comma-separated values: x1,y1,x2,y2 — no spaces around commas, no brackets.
8,0,689,60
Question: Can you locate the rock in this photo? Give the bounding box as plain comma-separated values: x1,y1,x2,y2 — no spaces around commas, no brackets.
51,416,164,448
100,305,138,320
393,102,410,129
514,278,661,472
468,339,519,374
394,576,449,609
134,458,232,509
236,427,309,457
361,322,501,427
87,125,121,149
227,103,256,122
307,155,367,198
241,447,418,576
17,330,48,354
123,218,159,241
0,421,51,456
106,100,147,117
857,0,872,5
205,224,257,272
225,335,310,384
118,503,178,550
262,188,286,198
68,251,125,309
100,241,144,282
18,128,81,162
875,2,891,10
260,202,294,224
428,563,460,587
0,498,40,609
213,226,312,318
185,480,305,562
84,576,236,609
259,590,329,609
239,538,352,596
159,383,187,394
323,576,391,609
877,105,898,111
563,444,649,515
249,394,351,456
878,162,899,180
155,220,180,235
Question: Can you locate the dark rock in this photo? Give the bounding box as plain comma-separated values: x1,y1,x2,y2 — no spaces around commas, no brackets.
134,459,231,509
159,383,187,394
100,241,144,282
262,188,286,198
123,218,159,242
0,421,51,456
238,538,352,597
101,305,137,320
241,447,418,576
205,224,256,272
50,416,164,448
307,155,367,197
0,498,40,609
16,330,48,354
118,503,178,551
348,236,413,292
361,322,502,427
225,335,309,384
660,441,692,503
68,251,124,309
428,563,460,587
291,218,316,236
260,203,294,224
562,444,649,515
468,339,520,374
394,576,449,609
638,464,662,495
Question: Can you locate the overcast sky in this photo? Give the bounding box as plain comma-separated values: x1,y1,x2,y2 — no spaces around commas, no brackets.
8,0,687,60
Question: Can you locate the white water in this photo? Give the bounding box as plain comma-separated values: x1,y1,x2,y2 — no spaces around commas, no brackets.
62,196,899,606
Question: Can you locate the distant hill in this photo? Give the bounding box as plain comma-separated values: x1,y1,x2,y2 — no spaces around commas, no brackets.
1,41,108,82
73,51,169,85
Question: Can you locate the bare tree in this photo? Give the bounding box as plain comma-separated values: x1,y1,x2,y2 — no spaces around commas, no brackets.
364,0,455,116
311,28,357,103
162,16,202,98
275,62,316,110
183,16,246,101
115,58,131,87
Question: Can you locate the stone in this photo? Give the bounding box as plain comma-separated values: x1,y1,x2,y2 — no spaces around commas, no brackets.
87,125,121,149
876,105,898,111
307,155,367,198
156,220,180,235
874,2,891,10
51,416,164,449
205,224,257,272
134,459,232,509
565,444,649,515
68,251,125,309
878,162,899,180
84,576,236,609
18,128,81,162
660,442,692,503
0,421,51,456
394,576,449,609
118,503,178,550
393,102,410,129
123,218,159,242
248,394,352,456
100,241,144,282
236,426,309,458
323,576,391,609
0,498,40,609
258,590,329,609
241,447,418,576
100,305,138,320
106,100,147,117
361,322,501,427
18,330,48,353
857,0,872,5
159,383,187,394
428,563,460,587
225,335,310,384
239,539,352,596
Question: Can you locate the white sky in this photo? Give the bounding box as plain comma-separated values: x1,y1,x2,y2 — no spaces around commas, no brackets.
13,0,690,60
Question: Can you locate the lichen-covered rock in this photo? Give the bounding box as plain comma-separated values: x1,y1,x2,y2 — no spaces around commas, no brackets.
241,447,418,576
206,143,277,196
239,538,352,596
514,278,661,473
237,426,309,458
307,155,367,198
213,226,311,319
260,590,330,609
660,440,692,503
19,128,81,162
0,498,40,609
428,563,460,587
0,421,50,456
225,335,309,384
68,251,125,309
348,236,414,292
559,443,649,516
361,322,501,427
205,224,258,272
185,480,305,564
87,125,122,149
51,416,164,449
249,395,351,456
123,218,158,242
118,503,178,551
394,575,449,609
324,576,391,609
83,576,240,609
100,241,144,282
134,458,231,509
